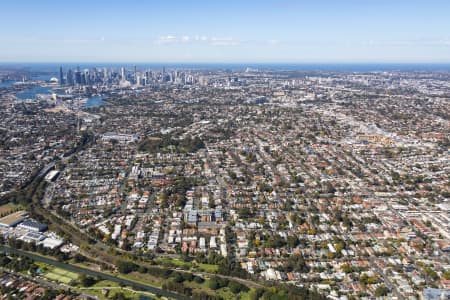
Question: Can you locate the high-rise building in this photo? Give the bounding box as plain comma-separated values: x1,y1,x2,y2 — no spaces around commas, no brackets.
84,69,90,85
103,67,108,83
67,68,74,86
75,71,82,85
59,66,65,85
121,67,126,81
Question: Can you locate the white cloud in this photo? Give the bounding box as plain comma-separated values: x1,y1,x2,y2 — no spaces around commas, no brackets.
438,39,450,47
154,35,178,45
154,35,240,46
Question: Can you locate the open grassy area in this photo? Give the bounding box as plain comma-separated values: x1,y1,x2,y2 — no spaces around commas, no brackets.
79,281,135,299
92,280,120,288
118,271,163,287
216,287,237,299
34,262,162,300
182,277,254,299
240,289,256,300
0,203,23,216
44,271,72,283
197,263,219,273
42,266,78,284
214,286,254,300
154,256,219,273
76,280,163,300
155,257,191,269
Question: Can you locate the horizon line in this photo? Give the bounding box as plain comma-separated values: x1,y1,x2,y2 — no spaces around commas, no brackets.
2,61,450,65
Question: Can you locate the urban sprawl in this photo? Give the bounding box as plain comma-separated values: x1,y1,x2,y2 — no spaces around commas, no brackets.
0,65,449,300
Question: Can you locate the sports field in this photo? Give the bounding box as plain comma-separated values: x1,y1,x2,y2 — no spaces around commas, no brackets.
0,203,22,215
43,267,78,284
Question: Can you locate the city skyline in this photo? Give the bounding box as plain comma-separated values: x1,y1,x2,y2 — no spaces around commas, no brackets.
1,0,450,63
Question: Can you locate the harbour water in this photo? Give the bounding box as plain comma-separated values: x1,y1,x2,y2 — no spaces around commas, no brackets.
0,81,14,88
85,95,104,108
16,85,54,100
15,85,104,108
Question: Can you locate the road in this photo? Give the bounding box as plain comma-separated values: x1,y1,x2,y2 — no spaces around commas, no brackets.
0,245,189,300
369,257,405,300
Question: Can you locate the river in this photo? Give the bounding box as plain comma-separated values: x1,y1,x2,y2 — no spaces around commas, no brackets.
0,245,188,300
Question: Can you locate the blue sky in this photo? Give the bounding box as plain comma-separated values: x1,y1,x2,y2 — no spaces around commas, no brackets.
1,0,449,63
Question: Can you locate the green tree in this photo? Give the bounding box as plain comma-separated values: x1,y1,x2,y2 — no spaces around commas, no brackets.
375,285,389,297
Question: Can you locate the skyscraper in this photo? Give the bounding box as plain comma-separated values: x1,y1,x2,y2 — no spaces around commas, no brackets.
121,67,126,81
59,66,65,85
67,68,74,86
75,70,82,85
84,69,90,85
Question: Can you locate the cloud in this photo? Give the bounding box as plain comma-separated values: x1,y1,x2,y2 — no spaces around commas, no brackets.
437,39,450,47
155,35,178,45
153,35,289,47
154,35,240,46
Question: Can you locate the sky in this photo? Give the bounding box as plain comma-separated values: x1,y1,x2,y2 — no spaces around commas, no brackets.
1,0,450,63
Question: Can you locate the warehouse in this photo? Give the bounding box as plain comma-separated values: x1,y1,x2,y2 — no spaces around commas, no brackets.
17,219,48,232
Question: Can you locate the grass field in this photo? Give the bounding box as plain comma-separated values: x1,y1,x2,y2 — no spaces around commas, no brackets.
155,257,191,269
198,263,219,273
76,280,162,300
118,271,163,287
184,278,254,299
154,257,219,273
0,203,22,216
43,267,78,284
34,262,161,300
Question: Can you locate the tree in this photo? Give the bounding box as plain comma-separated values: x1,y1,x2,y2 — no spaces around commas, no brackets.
287,235,300,248
208,276,229,290
111,292,129,300
443,270,450,280
181,272,194,282
171,272,185,283
285,254,309,273
375,285,389,297
208,277,220,290
79,274,97,287
41,290,58,300
117,260,138,274
73,253,86,263
229,281,249,294
194,276,205,284
341,264,354,274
